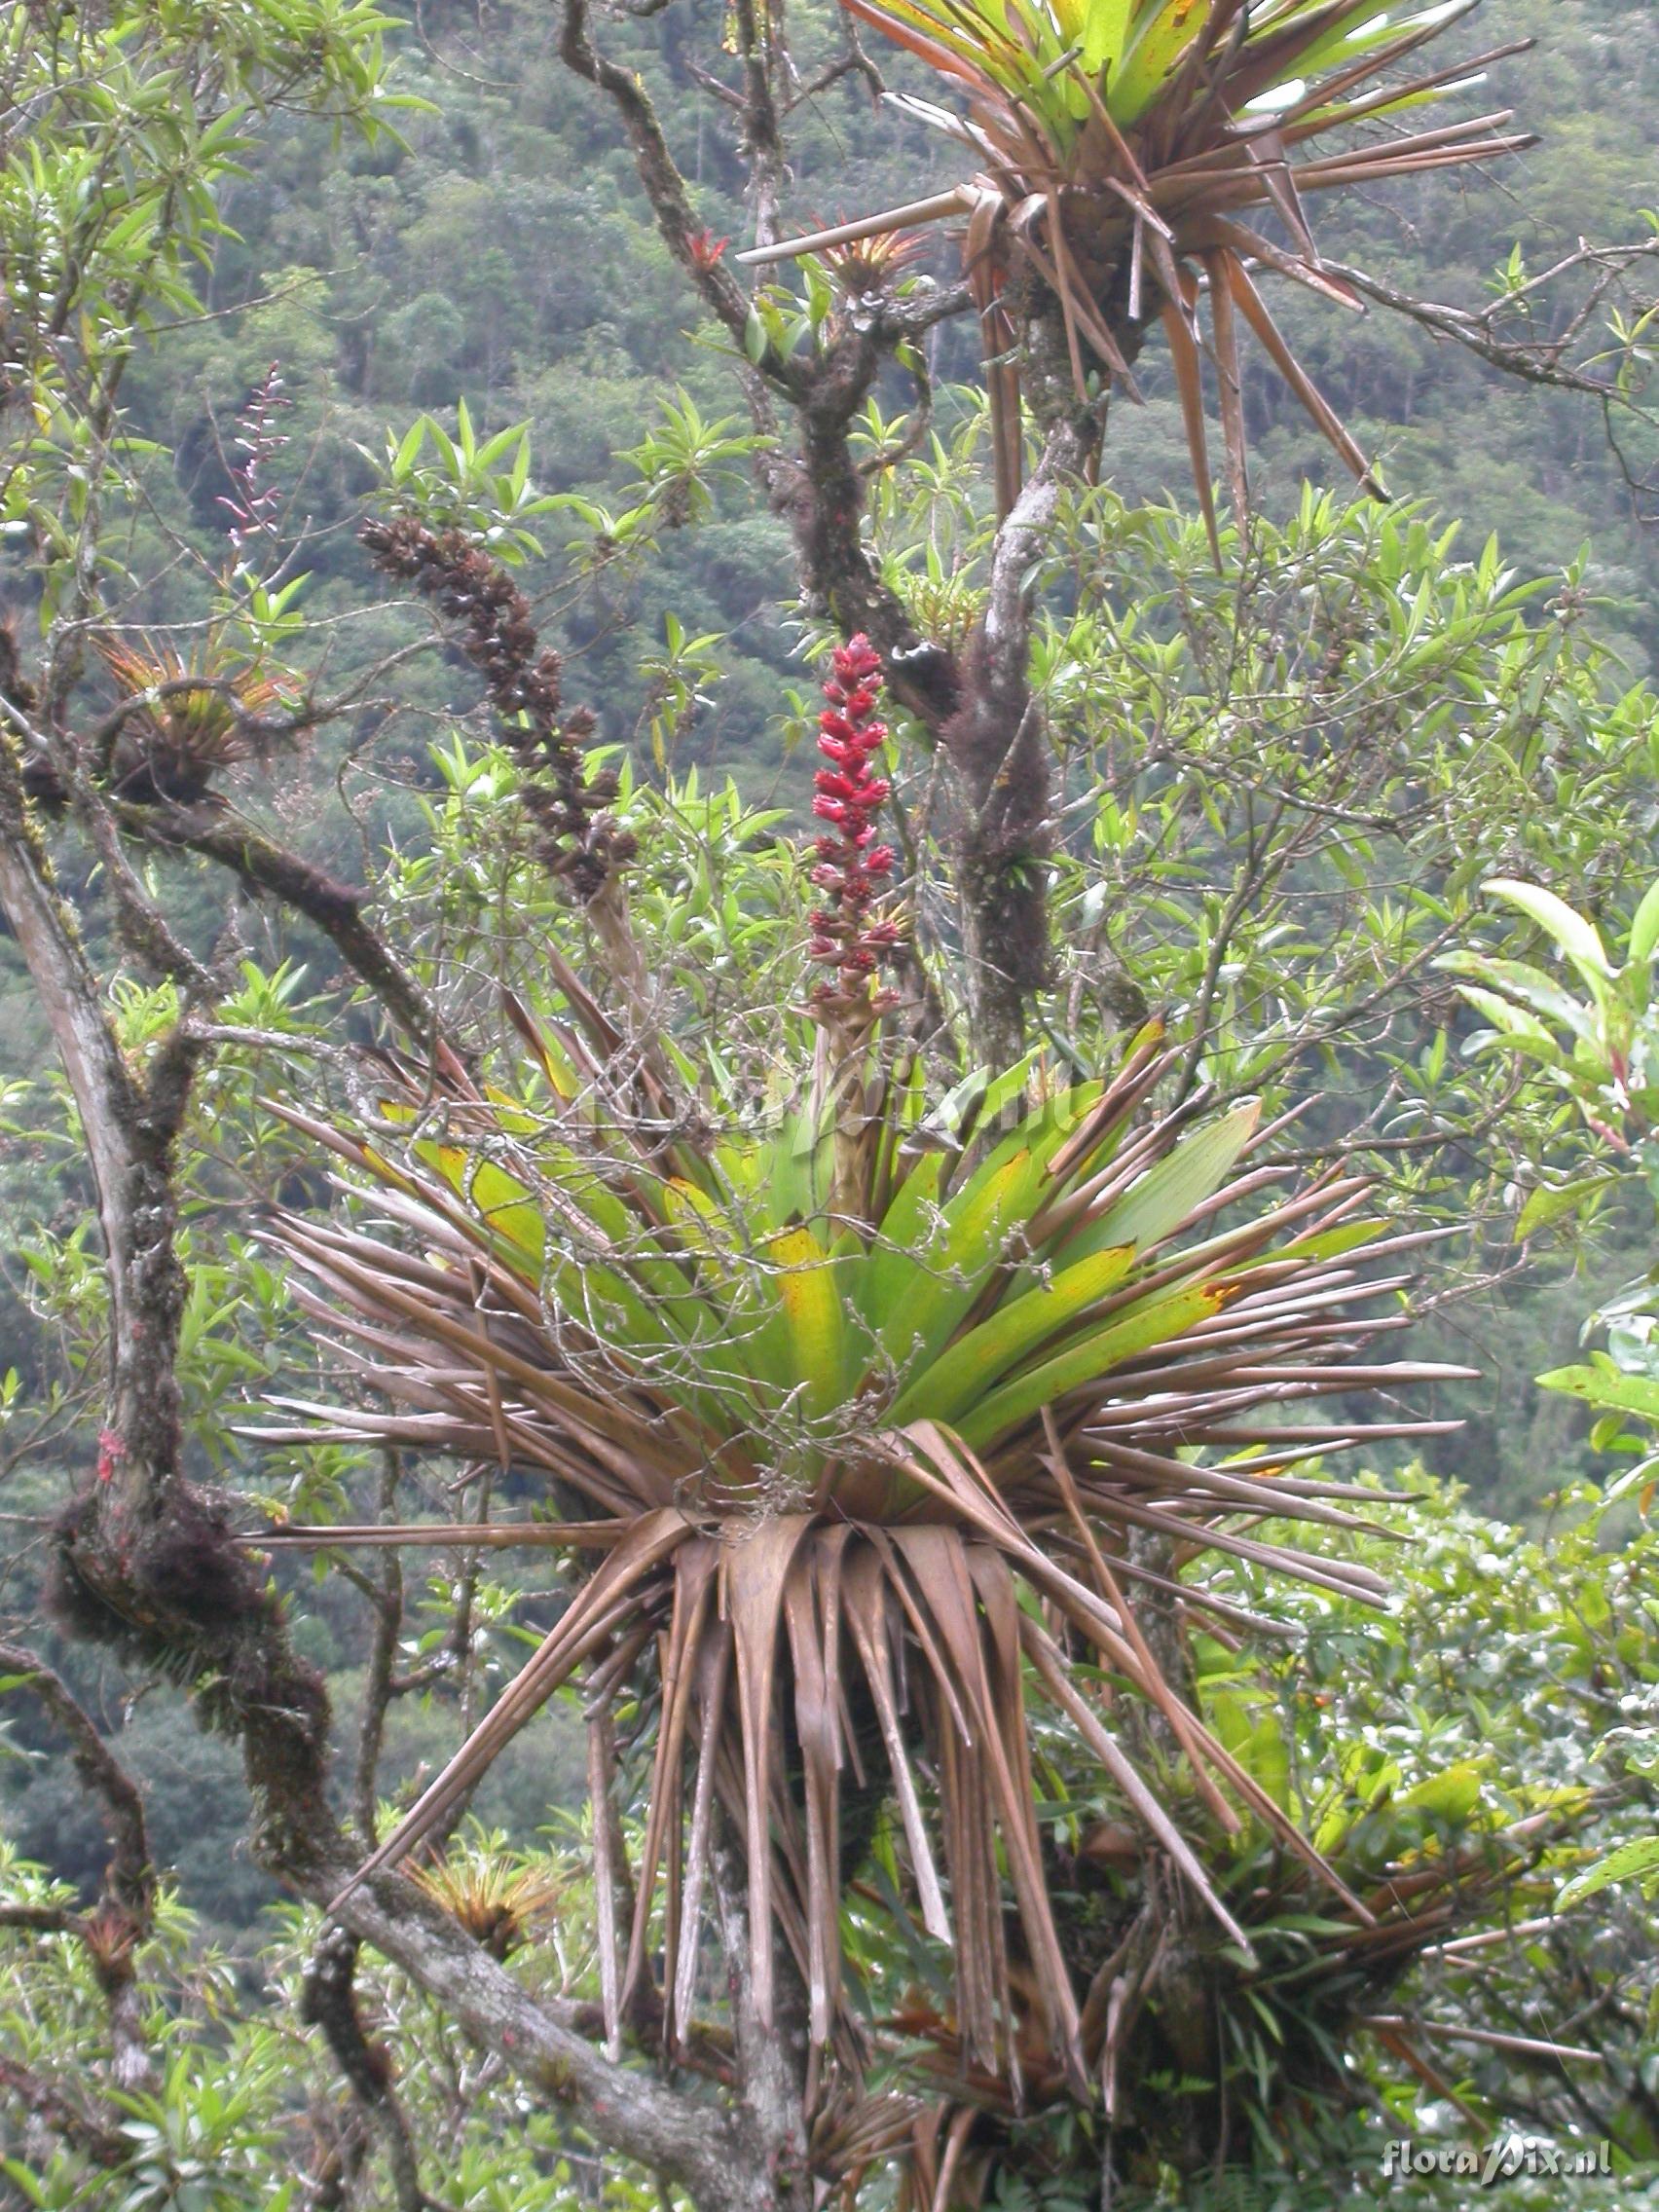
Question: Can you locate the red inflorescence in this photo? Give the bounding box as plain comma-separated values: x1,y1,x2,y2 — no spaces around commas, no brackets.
808,633,902,1013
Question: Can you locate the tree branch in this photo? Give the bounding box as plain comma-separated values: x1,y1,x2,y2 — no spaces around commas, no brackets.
0,2056,128,2170
301,1925,428,2212
352,1453,405,1847
0,1641,155,2087
113,799,439,1045
710,1821,812,2212
0,730,195,1505
944,303,1111,1065
0,1642,151,1919
1325,240,1659,402
554,0,969,731
557,0,760,358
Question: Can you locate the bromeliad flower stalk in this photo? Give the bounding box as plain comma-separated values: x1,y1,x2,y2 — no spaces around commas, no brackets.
361,514,635,903
808,631,901,1014
806,632,904,1231
360,514,664,1038
218,362,290,566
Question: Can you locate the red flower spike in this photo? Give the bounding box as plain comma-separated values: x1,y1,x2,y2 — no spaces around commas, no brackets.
804,634,903,1017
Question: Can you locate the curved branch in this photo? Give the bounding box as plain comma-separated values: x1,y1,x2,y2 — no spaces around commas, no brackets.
113,800,439,1045
301,1926,428,2212
0,1641,155,2087
0,1642,151,1919
1324,241,1659,401
0,2057,128,2170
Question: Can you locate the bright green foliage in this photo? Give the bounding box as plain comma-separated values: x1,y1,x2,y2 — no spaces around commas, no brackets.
1445,880,1659,1920
1559,1835,1659,1910
1444,875,1659,1461
0,1837,657,2211
0,0,417,632
1445,875,1659,1152
856,472,1659,1169
262,1028,1353,1488
842,0,1478,142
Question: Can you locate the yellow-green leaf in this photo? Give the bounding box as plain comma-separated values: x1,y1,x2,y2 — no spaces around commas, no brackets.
889,1242,1136,1425
957,1278,1224,1449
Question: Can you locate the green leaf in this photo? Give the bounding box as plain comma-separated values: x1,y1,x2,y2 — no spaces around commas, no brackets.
1630,877,1659,967
1063,1100,1259,1261
872,1146,1046,1377
391,417,427,481
1448,984,1567,1062
751,1225,848,1419
1516,1178,1604,1241
1438,954,1596,1042
889,1242,1136,1425
1207,1687,1291,1813
765,1100,832,1226
1485,877,1612,999
956,1279,1224,1450
855,1149,945,1336
1539,1361,1659,1424
1111,0,1205,124
413,1144,544,1272
1397,1762,1483,1825
1557,1833,1659,1909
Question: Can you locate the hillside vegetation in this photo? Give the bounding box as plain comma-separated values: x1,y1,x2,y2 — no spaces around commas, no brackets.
2,1,1658,2204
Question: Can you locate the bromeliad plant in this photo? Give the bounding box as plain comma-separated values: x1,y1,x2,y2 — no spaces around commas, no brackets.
407,1829,570,1963
255,1023,1464,2079
91,632,297,807
253,1051,1468,2088
249,638,1469,2120
746,0,1532,534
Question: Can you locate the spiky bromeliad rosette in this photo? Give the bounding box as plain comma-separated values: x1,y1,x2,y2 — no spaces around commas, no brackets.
744,0,1532,534
249,1014,1468,2092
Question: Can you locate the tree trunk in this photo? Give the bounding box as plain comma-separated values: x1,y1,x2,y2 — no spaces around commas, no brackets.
947,302,1102,1069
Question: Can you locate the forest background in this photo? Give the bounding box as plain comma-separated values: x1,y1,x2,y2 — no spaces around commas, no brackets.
2,0,1659,2203
6,0,1653,1912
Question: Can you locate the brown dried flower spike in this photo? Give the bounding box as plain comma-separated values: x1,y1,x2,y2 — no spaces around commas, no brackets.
361,516,634,900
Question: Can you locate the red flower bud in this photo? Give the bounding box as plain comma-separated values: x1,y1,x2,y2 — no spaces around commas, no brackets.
803,634,906,1007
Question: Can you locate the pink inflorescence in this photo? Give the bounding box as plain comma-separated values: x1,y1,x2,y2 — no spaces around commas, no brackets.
218,361,289,559
808,633,903,1013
